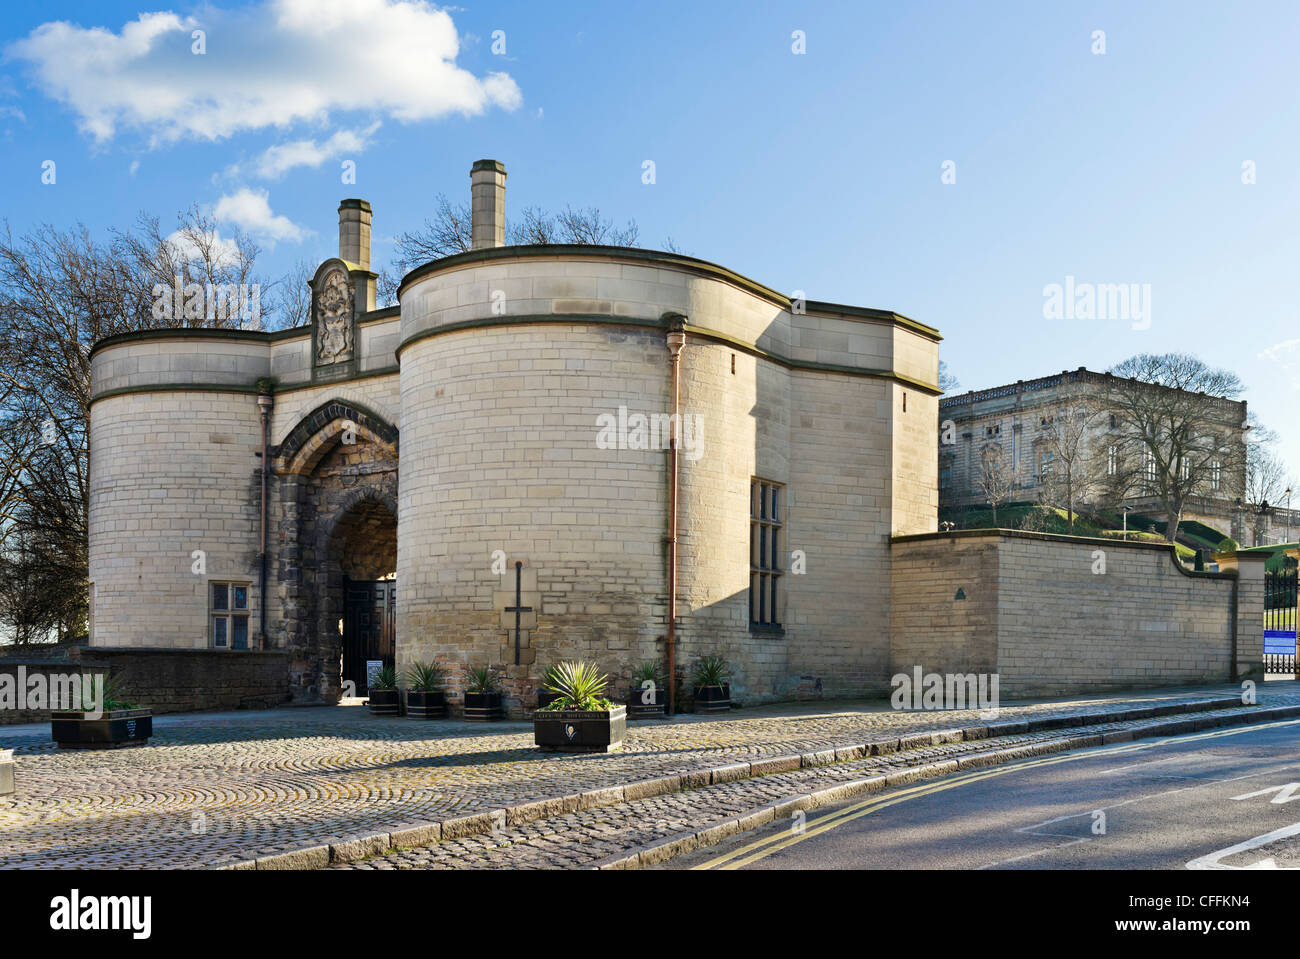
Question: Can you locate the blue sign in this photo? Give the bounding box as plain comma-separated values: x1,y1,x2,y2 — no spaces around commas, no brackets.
1264,629,1296,656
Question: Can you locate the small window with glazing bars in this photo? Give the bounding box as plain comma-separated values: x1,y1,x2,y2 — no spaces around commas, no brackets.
750,479,783,629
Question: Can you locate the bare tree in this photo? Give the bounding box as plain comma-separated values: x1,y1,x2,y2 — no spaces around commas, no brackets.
554,206,639,246
393,193,473,271
978,441,1016,527
1244,414,1293,544
1036,397,1102,533
0,211,290,643
392,196,643,277
939,361,960,393
509,206,561,245
1104,353,1247,543
276,259,315,329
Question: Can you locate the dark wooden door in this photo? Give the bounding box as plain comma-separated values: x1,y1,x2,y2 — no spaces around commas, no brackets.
343,580,396,694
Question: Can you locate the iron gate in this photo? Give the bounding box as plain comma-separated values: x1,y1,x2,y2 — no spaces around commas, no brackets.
1264,568,1297,676
343,579,396,694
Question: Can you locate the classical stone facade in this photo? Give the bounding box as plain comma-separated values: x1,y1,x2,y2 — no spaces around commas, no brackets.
939,368,1249,538
86,160,943,714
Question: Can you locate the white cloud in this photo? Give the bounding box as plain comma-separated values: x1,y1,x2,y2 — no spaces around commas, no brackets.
213,188,308,243
1259,339,1300,363
227,122,381,180
1259,338,1300,392
164,228,243,267
7,0,522,145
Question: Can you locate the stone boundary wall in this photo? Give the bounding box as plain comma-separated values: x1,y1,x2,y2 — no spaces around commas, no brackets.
0,647,289,724
0,660,109,725
890,530,1265,697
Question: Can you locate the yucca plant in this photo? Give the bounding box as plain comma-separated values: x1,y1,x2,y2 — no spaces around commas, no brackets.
465,665,498,694
693,655,730,688
71,672,134,712
404,661,445,691
371,666,399,690
540,660,615,711
631,661,665,686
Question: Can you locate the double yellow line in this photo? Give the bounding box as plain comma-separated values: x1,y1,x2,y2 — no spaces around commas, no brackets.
693,718,1300,870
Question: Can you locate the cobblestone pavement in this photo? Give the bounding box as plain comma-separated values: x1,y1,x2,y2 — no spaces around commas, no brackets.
330,701,1300,870
1,682,1296,869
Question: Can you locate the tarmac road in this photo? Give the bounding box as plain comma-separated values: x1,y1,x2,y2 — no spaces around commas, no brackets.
667,717,1300,870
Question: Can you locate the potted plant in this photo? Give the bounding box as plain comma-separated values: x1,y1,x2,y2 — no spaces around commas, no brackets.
692,655,731,713
404,661,447,719
463,665,502,721
536,688,564,709
627,660,668,718
50,674,153,749
367,666,401,716
534,661,626,752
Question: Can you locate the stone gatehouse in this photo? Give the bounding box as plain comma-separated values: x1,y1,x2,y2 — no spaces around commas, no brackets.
86,159,945,714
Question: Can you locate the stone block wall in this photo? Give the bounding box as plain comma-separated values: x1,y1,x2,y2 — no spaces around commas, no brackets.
890,530,1261,697
0,647,289,724
396,321,671,716
87,389,264,650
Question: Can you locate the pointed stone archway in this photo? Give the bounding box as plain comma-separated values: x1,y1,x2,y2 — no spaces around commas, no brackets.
272,399,398,703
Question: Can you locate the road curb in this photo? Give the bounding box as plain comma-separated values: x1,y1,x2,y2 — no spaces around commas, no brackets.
589,701,1300,871
209,694,1257,870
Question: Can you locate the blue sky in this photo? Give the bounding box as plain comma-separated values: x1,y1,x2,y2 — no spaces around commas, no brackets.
3,0,1300,473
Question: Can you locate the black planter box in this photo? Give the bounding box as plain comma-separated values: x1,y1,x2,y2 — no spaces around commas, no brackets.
627,684,667,718
464,691,502,721
50,708,153,749
693,684,731,713
534,705,627,752
536,689,563,710
368,688,401,716
406,689,446,719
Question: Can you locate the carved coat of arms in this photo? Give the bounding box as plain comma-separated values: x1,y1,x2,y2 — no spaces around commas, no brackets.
316,269,354,365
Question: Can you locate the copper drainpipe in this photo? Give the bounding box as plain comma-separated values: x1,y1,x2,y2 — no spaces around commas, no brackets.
664,313,687,714
256,389,275,650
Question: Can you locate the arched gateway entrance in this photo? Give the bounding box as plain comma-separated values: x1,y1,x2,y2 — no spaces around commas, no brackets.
274,400,399,703
330,498,397,694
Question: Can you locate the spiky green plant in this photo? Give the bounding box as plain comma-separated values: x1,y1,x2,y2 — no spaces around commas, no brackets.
540,660,615,711
465,665,498,694
693,655,730,688
404,661,445,691
370,666,399,690
631,660,665,686
101,674,135,710
72,672,134,712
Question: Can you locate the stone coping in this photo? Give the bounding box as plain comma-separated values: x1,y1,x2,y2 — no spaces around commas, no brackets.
891,527,1237,579
395,243,940,342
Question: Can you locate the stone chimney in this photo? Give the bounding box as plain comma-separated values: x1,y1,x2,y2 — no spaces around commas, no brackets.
470,159,507,250
338,199,372,270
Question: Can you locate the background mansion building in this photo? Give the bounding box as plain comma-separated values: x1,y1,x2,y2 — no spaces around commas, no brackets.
85,160,942,713
938,368,1250,541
